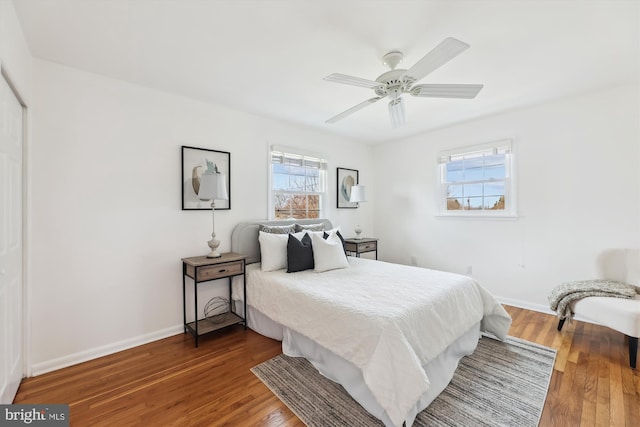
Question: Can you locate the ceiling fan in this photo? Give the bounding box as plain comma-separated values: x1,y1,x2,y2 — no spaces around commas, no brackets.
323,37,483,128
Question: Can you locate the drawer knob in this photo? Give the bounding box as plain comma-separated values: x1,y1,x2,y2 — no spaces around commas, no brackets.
219,269,227,273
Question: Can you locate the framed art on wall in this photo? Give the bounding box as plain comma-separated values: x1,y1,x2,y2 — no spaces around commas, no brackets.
337,167,358,208
181,145,231,210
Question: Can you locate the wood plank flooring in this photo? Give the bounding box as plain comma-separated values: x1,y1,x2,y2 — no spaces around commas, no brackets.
14,306,640,426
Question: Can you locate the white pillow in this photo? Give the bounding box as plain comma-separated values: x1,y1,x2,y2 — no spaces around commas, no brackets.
324,226,342,237
259,230,307,271
312,232,349,273
301,226,341,240
258,231,289,271
291,231,309,241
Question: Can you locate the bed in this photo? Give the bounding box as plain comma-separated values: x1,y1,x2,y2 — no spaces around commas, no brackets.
230,219,512,427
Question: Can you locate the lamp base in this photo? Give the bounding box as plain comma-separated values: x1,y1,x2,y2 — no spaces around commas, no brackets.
207,231,221,258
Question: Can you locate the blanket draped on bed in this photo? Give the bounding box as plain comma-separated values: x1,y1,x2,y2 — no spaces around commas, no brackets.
241,258,511,427
548,279,640,320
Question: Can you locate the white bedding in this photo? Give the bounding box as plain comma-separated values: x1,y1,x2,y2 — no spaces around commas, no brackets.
236,257,511,427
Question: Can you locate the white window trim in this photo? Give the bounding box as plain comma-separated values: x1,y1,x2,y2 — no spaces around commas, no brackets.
267,144,328,220
436,139,518,219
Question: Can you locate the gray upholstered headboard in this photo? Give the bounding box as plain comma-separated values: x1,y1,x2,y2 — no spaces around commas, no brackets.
231,218,333,264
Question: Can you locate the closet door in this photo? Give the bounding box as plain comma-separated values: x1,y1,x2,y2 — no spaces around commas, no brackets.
0,72,23,404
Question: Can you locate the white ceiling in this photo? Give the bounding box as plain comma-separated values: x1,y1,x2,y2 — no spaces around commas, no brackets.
12,0,640,144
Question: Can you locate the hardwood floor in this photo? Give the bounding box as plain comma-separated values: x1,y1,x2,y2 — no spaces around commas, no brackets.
14,306,640,426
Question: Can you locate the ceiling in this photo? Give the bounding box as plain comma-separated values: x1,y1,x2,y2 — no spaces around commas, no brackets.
12,0,639,144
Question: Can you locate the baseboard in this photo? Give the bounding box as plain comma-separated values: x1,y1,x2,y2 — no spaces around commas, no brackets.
497,296,602,326
30,325,184,377
497,296,554,315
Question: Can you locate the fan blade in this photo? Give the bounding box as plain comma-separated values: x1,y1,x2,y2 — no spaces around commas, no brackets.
323,73,381,89
402,37,470,84
326,97,383,124
410,84,483,99
388,97,406,129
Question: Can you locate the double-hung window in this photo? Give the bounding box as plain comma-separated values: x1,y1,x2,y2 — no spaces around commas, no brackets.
438,140,516,217
269,146,327,219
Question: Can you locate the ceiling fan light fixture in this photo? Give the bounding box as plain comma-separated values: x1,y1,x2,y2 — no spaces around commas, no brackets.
389,98,406,129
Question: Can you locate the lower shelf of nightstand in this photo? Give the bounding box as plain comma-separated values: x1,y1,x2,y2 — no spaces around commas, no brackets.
185,312,244,336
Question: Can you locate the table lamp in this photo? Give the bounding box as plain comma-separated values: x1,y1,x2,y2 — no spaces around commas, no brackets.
349,184,366,239
197,171,228,257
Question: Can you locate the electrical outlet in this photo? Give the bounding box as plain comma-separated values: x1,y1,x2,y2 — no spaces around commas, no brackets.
466,265,473,275
411,256,417,266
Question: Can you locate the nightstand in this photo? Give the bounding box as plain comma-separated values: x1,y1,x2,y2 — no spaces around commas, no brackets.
343,238,378,260
182,252,247,347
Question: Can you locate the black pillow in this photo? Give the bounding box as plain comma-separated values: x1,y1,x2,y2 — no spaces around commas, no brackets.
323,230,347,255
287,233,314,273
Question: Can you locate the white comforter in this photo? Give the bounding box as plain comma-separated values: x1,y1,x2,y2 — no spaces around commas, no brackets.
243,257,511,427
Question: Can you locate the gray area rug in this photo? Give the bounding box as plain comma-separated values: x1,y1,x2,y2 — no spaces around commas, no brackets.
251,335,556,427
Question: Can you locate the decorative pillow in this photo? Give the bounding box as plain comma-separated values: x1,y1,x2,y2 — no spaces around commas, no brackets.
324,226,342,237
294,223,325,233
287,233,314,273
323,229,347,255
259,223,296,234
258,231,289,271
312,232,349,273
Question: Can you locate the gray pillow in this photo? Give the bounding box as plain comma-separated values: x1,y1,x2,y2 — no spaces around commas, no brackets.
259,224,296,234
295,223,325,233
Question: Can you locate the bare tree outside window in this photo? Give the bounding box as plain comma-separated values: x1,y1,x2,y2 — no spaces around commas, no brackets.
271,150,326,219
439,140,515,217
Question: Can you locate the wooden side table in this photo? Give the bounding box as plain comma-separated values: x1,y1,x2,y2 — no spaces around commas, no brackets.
343,238,378,260
182,252,247,347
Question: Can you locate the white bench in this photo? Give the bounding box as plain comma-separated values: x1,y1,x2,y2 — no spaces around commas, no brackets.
557,249,640,369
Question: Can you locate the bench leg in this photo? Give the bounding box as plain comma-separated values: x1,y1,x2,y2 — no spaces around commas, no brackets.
557,318,566,331
629,336,638,369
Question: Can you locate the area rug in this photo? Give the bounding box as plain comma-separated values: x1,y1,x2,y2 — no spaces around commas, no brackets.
251,335,556,427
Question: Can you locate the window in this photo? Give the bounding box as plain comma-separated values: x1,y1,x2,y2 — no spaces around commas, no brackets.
438,140,516,217
269,146,327,219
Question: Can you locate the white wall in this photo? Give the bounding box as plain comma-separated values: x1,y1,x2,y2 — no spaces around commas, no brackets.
373,84,640,309
29,59,374,374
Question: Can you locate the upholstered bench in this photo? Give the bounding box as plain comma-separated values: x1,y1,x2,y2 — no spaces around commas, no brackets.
554,250,640,369
557,293,640,369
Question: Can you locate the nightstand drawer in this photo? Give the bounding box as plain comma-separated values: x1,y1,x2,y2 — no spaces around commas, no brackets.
193,260,244,281
358,242,377,252
345,241,377,252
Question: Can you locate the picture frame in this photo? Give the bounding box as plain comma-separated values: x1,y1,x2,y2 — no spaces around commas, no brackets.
337,167,359,208
181,145,231,210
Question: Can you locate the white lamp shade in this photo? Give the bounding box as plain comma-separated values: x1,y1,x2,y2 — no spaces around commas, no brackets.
349,185,366,203
198,173,228,201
